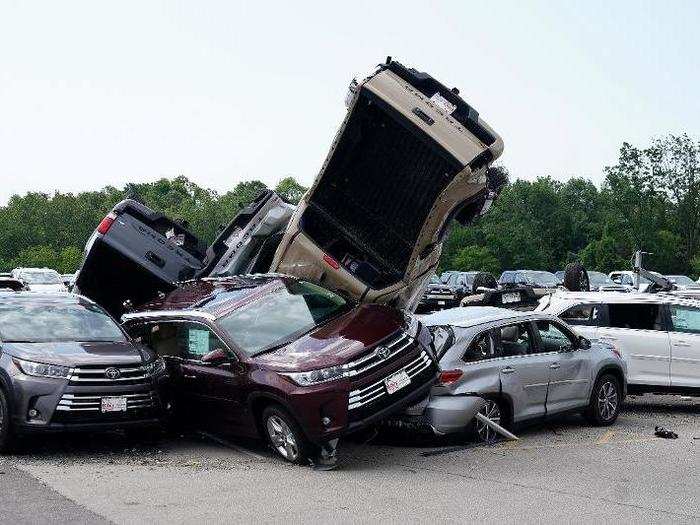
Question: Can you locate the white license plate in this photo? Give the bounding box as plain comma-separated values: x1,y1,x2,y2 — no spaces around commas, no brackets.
502,292,521,304
438,300,445,305
101,397,127,413
384,370,411,395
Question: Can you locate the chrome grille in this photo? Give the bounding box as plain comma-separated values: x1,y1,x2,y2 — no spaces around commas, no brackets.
348,349,432,410
67,364,149,386
55,392,156,412
343,331,414,378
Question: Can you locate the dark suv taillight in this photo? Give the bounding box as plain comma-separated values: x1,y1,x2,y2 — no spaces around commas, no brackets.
97,212,117,235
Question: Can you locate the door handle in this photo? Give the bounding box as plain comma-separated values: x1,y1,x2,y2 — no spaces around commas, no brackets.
674,341,691,347
182,374,197,380
500,366,516,374
550,362,561,370
599,337,618,342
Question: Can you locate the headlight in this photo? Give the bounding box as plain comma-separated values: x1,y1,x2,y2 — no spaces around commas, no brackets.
144,357,166,376
283,365,345,386
14,358,71,379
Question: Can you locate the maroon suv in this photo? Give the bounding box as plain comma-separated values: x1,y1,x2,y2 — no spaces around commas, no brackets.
121,275,438,465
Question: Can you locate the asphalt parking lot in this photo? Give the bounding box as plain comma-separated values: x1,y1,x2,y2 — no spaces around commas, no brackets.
1,394,698,524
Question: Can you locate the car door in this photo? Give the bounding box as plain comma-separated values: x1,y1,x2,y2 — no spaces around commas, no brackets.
534,320,592,414
597,302,671,387
135,319,248,434
493,321,557,422
667,304,700,389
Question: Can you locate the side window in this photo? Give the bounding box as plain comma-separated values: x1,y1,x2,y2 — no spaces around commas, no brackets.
463,323,534,362
535,321,575,352
607,304,663,331
137,322,228,360
669,305,700,334
621,275,634,286
560,304,600,326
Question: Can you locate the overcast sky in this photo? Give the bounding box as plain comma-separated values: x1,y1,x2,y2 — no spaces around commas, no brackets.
1,0,698,204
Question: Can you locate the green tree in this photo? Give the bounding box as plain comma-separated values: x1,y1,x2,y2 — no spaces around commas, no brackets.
275,176,307,204
452,245,500,274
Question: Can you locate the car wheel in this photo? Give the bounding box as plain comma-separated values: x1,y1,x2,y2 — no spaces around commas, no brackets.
585,374,621,426
471,399,503,443
563,262,590,291
261,405,312,465
0,389,15,454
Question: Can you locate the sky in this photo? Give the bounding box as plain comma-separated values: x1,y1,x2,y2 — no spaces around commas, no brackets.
0,0,698,204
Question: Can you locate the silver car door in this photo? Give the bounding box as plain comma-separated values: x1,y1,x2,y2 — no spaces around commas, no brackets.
667,304,700,388
598,302,670,387
535,320,592,414
496,322,556,423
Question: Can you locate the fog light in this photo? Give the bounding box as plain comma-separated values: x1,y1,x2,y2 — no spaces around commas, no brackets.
27,408,43,421
28,409,38,418
321,416,332,427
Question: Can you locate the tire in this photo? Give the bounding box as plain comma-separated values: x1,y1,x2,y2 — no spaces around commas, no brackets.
585,374,621,426
470,398,505,443
0,389,15,454
472,272,498,294
563,262,590,291
261,405,314,465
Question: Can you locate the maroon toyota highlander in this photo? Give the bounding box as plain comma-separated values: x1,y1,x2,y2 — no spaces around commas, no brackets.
121,275,438,466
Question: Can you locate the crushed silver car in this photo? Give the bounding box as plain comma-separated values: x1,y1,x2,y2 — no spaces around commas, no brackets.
393,307,626,441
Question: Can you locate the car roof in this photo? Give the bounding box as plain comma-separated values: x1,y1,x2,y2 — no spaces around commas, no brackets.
0,291,96,305
126,274,295,320
545,290,700,308
419,306,539,328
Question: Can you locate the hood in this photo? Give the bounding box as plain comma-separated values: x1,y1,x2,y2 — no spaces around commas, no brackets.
1,341,146,367
253,304,405,371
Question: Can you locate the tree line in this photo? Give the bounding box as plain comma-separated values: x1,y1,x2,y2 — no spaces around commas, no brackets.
1,134,698,278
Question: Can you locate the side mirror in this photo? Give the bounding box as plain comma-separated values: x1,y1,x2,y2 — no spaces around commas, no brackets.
577,336,591,350
201,348,230,365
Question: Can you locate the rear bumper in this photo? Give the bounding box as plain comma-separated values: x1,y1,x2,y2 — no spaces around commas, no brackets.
418,297,459,311
388,394,486,435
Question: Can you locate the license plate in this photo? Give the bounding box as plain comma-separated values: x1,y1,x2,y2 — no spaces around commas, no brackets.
438,301,445,305
385,370,411,395
502,292,521,304
101,397,127,413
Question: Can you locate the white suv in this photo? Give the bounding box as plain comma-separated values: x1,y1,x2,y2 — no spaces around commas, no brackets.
538,291,700,395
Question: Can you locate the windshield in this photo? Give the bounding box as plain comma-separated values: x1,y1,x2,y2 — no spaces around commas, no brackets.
522,271,559,287
588,271,613,286
0,302,125,342
218,281,349,356
666,275,696,286
18,270,62,285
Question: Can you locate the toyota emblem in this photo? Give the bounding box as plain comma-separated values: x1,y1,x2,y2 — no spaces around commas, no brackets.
104,367,121,380
376,346,391,360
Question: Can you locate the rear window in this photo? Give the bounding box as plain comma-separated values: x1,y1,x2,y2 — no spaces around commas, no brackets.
0,302,125,343
606,303,663,331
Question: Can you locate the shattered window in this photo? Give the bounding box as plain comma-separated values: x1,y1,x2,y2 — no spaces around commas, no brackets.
670,305,700,334
561,304,600,326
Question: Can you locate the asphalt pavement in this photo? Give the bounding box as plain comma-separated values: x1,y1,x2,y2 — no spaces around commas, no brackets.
1,394,698,524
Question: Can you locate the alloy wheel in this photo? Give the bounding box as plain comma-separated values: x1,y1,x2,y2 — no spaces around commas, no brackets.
266,415,300,461
597,381,618,421
475,400,501,443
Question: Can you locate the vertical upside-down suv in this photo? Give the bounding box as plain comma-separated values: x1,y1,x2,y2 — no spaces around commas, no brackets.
73,58,504,464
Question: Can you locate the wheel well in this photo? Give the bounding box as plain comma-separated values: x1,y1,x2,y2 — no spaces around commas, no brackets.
486,393,514,427
250,397,277,437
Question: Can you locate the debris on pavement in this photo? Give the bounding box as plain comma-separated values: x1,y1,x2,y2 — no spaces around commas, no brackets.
654,426,678,439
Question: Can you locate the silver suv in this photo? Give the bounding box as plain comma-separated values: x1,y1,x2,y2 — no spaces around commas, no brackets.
399,307,626,441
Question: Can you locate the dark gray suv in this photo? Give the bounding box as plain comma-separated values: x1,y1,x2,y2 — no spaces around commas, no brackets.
0,292,169,452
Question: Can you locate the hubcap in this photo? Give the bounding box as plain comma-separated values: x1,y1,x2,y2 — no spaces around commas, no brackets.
475,400,501,443
266,415,299,461
597,381,618,421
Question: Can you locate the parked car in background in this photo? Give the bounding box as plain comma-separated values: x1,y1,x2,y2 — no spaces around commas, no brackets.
74,58,504,319
396,307,625,441
608,270,661,292
499,270,560,297
11,268,67,293
0,293,168,452
417,271,497,312
587,271,628,292
120,275,438,465
538,291,700,395
665,275,700,290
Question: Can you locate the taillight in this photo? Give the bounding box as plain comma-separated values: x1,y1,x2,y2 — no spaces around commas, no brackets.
97,212,117,235
439,369,463,384
323,253,340,270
